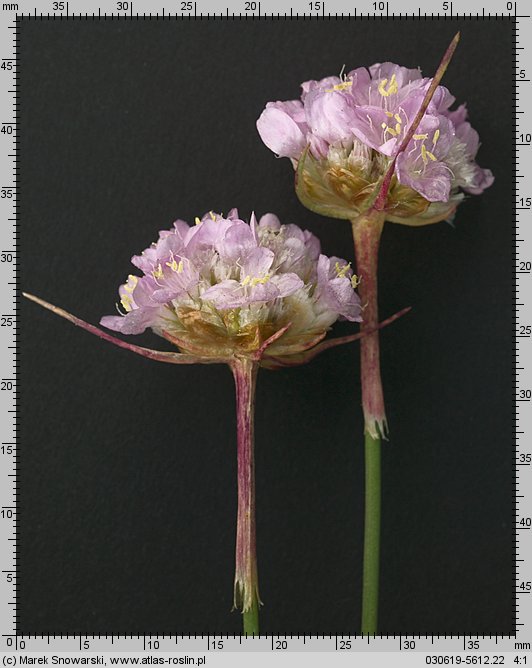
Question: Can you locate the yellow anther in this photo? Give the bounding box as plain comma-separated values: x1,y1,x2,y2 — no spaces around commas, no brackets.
377,73,398,97
242,273,271,287
152,264,164,279
123,275,138,293
120,293,132,312
413,133,428,140
335,261,351,279
325,80,353,93
209,211,216,221
421,144,437,164
194,216,202,226
250,274,270,286
432,129,440,147
351,274,360,288
166,258,179,272
177,260,184,273
382,112,402,139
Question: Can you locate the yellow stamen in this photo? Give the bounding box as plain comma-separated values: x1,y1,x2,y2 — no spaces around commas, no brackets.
209,211,216,221
432,129,440,147
152,264,164,279
250,274,270,286
377,73,398,97
421,144,437,164
120,293,132,312
194,216,202,226
166,258,179,272
325,80,353,93
413,133,428,140
123,275,138,293
335,261,351,279
351,274,360,288
241,276,251,286
382,113,402,139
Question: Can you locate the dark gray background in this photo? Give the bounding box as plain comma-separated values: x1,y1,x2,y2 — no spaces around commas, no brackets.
20,18,513,634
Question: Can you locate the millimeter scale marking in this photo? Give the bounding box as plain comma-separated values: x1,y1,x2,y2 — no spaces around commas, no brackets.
0,0,527,655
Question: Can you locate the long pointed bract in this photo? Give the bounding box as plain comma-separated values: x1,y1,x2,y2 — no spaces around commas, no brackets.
261,307,411,369
23,292,228,366
373,32,461,211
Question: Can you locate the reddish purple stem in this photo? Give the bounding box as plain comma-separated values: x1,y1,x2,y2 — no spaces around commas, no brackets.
231,357,260,616
352,214,387,438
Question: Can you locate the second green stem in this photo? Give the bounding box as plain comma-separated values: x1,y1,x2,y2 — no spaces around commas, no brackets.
243,596,260,636
361,430,381,634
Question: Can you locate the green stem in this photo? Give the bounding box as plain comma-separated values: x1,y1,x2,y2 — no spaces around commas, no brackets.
243,595,260,635
361,431,381,634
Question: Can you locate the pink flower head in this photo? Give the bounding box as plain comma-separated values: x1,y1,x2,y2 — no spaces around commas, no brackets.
256,61,493,221
101,210,362,357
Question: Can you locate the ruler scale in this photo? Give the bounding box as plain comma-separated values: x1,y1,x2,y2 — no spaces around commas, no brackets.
1,0,528,663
